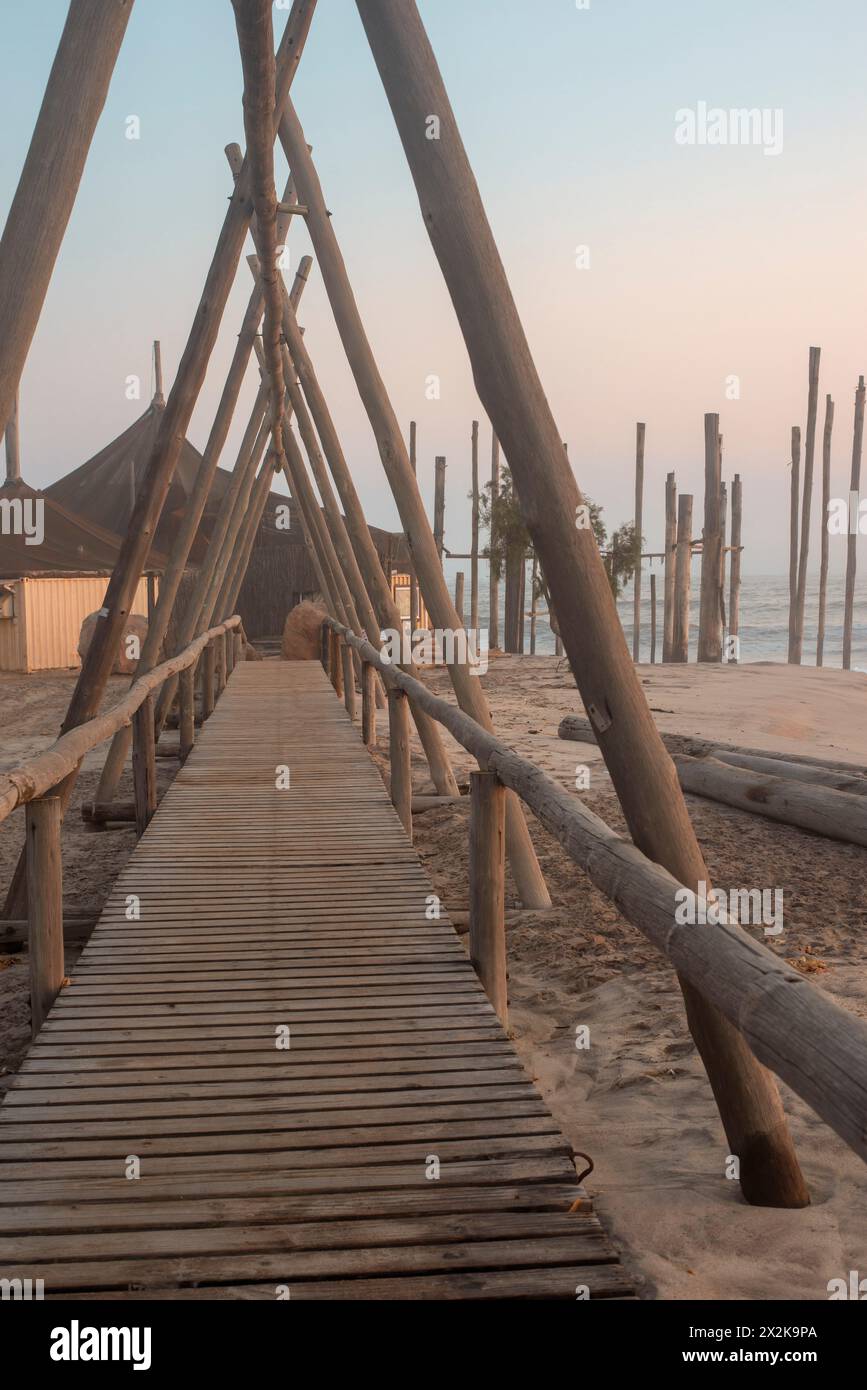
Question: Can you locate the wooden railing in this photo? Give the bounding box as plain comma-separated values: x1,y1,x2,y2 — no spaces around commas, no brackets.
321,616,867,1171
0,615,243,1032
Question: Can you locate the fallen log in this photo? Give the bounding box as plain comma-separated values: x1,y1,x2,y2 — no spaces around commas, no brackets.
674,754,867,849
558,714,867,783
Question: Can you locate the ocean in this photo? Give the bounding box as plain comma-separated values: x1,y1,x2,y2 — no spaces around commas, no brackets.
440,560,867,670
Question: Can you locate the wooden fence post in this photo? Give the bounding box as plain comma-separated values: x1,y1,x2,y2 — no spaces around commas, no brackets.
662,471,677,661
321,621,330,673
201,641,216,720
698,413,722,661
179,666,195,763
787,425,801,662
672,494,693,663
433,456,446,562
843,376,865,671
132,693,158,837
342,644,357,720
454,571,465,626
650,572,657,664
233,631,244,668
225,627,235,678
816,396,834,667
632,422,645,661
361,661,377,747
388,687,412,838
469,770,507,1026
330,631,344,698
25,795,63,1036
792,346,821,664
729,475,742,664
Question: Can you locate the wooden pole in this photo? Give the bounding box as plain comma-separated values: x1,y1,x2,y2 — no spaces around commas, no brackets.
152,340,164,405
361,661,377,747
342,644,357,720
0,0,134,440
25,796,63,1036
632,422,645,662
787,425,801,662
719,478,728,643
843,375,865,671
489,432,500,650
4,391,20,482
321,620,330,673
649,572,657,665
388,687,412,838
816,396,834,667
672,494,693,663
698,414,723,662
178,665,195,762
471,420,480,631
131,693,157,837
330,631,344,698
433,456,446,562
201,643,216,721
793,347,821,664
278,100,549,908
409,421,419,634
729,475,742,664
529,553,538,655
469,770,507,1026
355,0,807,1203
454,571,465,626
662,471,676,661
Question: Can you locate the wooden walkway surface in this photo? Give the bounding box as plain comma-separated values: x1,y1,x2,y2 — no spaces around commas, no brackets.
0,662,633,1300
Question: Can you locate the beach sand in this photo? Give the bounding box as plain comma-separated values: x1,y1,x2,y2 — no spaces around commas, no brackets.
1,657,865,1300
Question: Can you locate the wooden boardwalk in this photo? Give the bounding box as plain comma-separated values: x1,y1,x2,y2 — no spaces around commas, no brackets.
0,662,633,1300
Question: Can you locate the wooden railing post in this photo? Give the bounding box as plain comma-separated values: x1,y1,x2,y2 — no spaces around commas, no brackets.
225,627,235,679
25,795,63,1036
330,630,344,698
202,640,216,720
132,693,158,837
215,632,227,698
469,770,507,1026
388,687,412,838
320,621,330,673
233,630,244,668
179,665,196,763
342,643,357,720
361,660,377,747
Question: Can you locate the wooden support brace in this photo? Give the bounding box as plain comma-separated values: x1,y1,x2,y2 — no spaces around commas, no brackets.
25,796,63,1036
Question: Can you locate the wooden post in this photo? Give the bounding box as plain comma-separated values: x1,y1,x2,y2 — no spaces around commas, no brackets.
330,630,344,698
202,642,216,721
672,494,693,663
132,693,157,837
469,770,507,1026
233,631,243,668
489,432,500,649
816,396,834,667
529,553,538,655
662,471,677,661
719,478,728,643
4,391,21,482
279,100,550,909
342,643,357,720
632,422,645,661
215,632,226,697
454,571,465,625
388,687,412,838
179,665,195,762
503,544,525,653
320,620,330,672
729,476,742,664
225,627,236,678
409,421,419,634
470,420,480,631
793,347,821,665
698,414,723,662
25,796,63,1036
361,661,377,747
843,375,865,671
649,572,657,665
433,456,446,562
787,425,801,662
0,0,134,440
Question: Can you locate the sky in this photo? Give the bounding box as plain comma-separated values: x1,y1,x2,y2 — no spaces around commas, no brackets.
2,0,867,576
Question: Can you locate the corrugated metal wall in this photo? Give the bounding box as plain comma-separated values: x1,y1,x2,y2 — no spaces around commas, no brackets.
0,581,25,671
0,576,153,672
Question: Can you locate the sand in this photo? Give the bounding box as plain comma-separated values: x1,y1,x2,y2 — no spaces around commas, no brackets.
1,656,865,1300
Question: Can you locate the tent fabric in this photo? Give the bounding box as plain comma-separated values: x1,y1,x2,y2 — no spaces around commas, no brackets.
0,476,166,579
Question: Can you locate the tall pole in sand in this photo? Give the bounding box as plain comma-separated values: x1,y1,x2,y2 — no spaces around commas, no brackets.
729,475,742,664
355,0,807,1207
793,346,821,664
816,395,835,668
489,432,501,650
843,376,865,671
662,471,676,662
698,414,722,662
632,423,645,662
672,494,693,663
409,422,419,635
471,420,480,632
787,425,801,662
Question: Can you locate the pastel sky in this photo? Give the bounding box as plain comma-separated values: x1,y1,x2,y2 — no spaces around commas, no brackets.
2,0,866,576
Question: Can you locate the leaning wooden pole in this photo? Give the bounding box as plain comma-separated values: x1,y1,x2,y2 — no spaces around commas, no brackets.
632,422,645,662
787,425,801,662
279,97,550,908
842,376,865,671
662,471,676,661
4,392,20,482
697,413,722,662
0,0,134,440
816,396,834,667
356,0,807,1207
793,346,821,664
